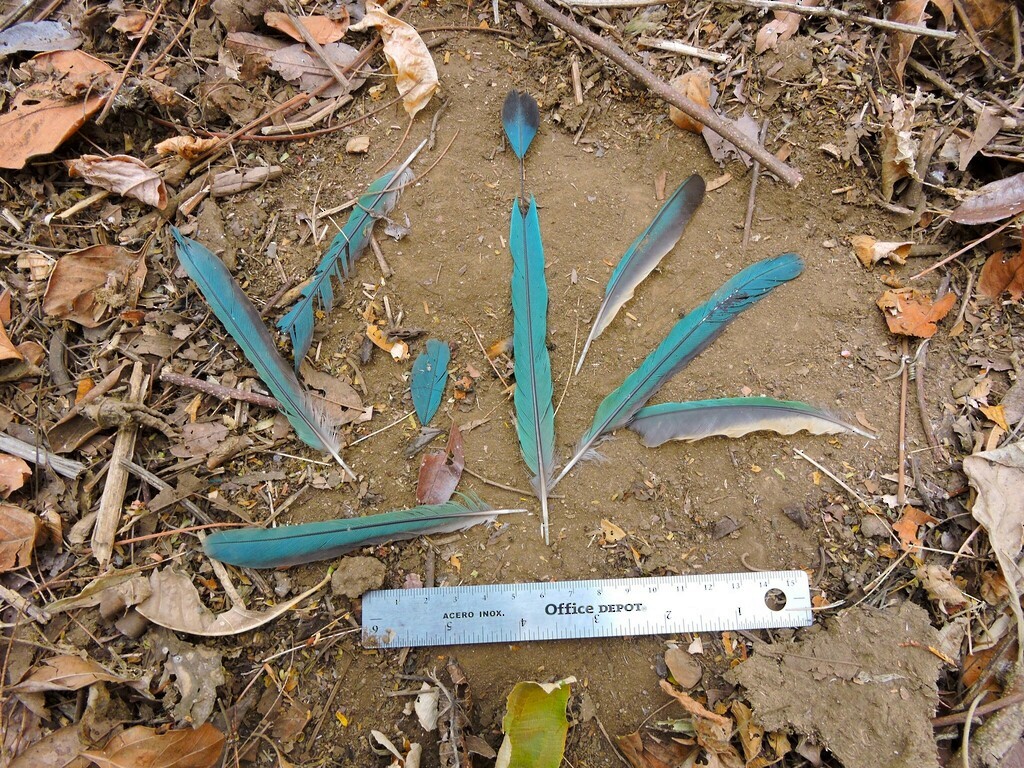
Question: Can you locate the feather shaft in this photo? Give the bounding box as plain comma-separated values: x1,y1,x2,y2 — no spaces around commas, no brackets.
576,175,706,374
171,228,355,479
630,398,876,447
510,196,556,543
502,90,539,200
203,495,524,568
553,253,804,488
278,139,425,368
411,339,450,425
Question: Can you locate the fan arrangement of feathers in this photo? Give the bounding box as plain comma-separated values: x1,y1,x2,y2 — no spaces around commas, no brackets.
173,90,872,569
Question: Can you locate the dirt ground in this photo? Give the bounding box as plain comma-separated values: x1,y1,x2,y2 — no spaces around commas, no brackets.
2,0,1021,766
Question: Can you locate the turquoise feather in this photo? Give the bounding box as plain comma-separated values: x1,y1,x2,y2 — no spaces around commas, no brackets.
510,196,556,543
576,174,706,374
171,228,355,479
411,339,450,425
203,493,518,568
629,397,875,447
553,253,804,488
278,140,424,369
502,90,539,159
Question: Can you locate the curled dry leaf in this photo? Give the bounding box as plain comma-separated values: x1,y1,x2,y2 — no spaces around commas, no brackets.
225,32,362,97
136,567,330,636
264,11,349,44
978,246,1024,302
0,503,41,572
155,135,221,160
349,2,438,117
0,20,81,57
888,0,954,81
658,680,744,768
416,425,464,504
0,323,22,361
0,50,114,170
876,287,956,338
12,655,126,693
881,95,919,202
851,235,913,268
84,723,225,768
367,324,410,360
668,68,711,133
755,0,821,53
950,171,1024,225
42,245,146,328
67,154,167,209
112,11,149,35
916,564,968,613
0,454,31,497
617,728,695,767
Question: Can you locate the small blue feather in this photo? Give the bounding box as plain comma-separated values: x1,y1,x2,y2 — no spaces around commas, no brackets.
502,90,540,160
554,253,804,487
510,196,556,542
411,339,450,425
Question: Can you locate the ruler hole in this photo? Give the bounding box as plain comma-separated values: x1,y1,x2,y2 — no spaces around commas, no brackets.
764,588,787,611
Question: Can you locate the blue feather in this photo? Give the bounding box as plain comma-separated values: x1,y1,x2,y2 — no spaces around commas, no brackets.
502,90,540,159
510,196,556,543
171,228,355,478
576,175,706,374
411,339,450,425
278,139,425,369
203,493,520,568
553,253,804,487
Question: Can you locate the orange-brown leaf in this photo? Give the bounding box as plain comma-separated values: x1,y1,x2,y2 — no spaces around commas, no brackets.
264,11,349,44
978,246,1024,302
0,503,41,571
669,69,711,133
43,245,146,328
888,0,954,81
84,724,225,768
893,505,937,552
876,288,956,338
0,455,31,497
416,425,464,505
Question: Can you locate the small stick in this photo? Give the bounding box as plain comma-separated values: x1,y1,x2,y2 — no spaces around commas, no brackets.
897,338,909,508
350,409,414,445
142,0,202,77
910,215,1020,279
96,0,166,124
92,362,145,569
571,56,584,105
521,0,803,186
742,120,768,250
913,340,946,461
159,367,280,409
932,692,1024,728
369,233,394,278
0,433,84,479
793,449,895,538
0,583,49,624
463,320,511,391
691,0,959,39
638,37,731,64
462,466,548,497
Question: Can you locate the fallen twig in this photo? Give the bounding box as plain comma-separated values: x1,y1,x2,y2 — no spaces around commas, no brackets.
0,433,85,479
159,367,280,409
521,0,803,186
742,120,767,249
96,0,166,124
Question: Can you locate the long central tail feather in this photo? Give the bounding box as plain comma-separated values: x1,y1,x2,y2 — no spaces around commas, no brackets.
278,139,426,368
171,228,356,479
502,90,539,201
510,196,556,544
629,397,876,447
203,494,524,568
576,174,706,374
553,253,804,489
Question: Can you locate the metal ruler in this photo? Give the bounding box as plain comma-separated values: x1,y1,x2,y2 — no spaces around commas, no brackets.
361,570,812,648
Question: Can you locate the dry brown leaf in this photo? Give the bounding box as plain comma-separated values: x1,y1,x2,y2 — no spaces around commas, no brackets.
224,32,362,97
154,136,221,160
659,680,743,768
84,723,225,768
951,172,1024,224
264,11,349,44
366,324,409,360
617,729,695,768
601,519,627,544
668,68,710,133
42,245,146,328
416,425,464,505
0,322,22,361
664,646,702,689
961,0,1016,41
959,107,1004,170
916,564,967,613
0,50,114,170
880,95,919,201
978,247,1024,302
135,567,330,636
980,403,1010,431
12,655,125,693
888,0,954,81
0,455,31,497
851,235,913,268
112,11,149,35
349,2,438,117
755,0,821,53
876,288,956,338
0,503,41,571
703,111,759,168
893,505,937,552
67,154,167,209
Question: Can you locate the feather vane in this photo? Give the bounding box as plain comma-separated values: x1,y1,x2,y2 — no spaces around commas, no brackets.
630,397,875,447
576,174,706,374
278,140,424,368
203,493,522,568
510,196,556,543
554,253,804,487
171,228,355,478
411,339,450,425
502,90,540,159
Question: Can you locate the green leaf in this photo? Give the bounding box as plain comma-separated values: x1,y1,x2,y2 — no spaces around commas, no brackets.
496,677,574,768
